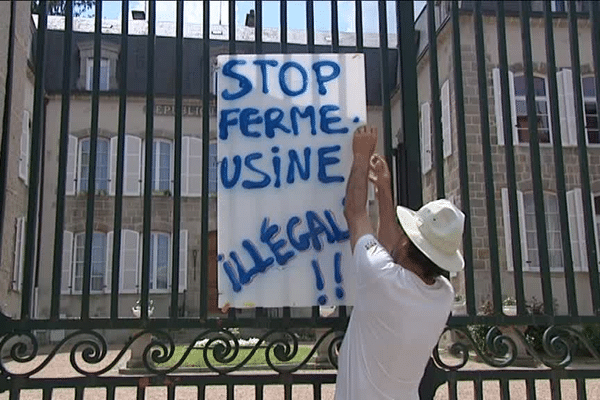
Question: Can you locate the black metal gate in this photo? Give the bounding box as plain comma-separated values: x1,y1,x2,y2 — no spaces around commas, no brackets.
1,1,600,398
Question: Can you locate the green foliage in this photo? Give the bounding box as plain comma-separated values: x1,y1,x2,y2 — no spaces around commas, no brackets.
580,324,600,355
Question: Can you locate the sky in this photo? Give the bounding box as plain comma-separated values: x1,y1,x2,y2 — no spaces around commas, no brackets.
98,1,427,34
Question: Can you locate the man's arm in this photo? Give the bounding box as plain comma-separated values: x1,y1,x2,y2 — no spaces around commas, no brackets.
369,155,400,253
344,126,378,252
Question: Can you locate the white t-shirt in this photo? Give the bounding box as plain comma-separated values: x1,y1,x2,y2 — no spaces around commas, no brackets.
335,234,454,400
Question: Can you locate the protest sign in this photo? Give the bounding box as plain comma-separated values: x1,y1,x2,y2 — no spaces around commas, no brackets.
217,53,366,308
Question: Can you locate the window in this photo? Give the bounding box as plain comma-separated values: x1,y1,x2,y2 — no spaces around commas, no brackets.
514,75,551,143
502,190,566,271
582,76,598,144
152,140,172,192
79,138,110,193
86,57,110,91
73,232,107,293
149,233,170,291
144,231,187,293
494,69,553,145
523,192,562,270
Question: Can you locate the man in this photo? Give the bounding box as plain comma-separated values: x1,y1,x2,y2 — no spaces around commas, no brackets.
335,126,465,399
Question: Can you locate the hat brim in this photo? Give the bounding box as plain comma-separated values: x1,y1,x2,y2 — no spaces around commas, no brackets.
396,206,465,273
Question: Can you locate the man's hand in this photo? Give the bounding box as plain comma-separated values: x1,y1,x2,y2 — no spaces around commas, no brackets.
352,126,378,159
368,154,391,198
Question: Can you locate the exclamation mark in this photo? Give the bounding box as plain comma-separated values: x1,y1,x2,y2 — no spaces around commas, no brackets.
311,260,328,305
334,252,344,299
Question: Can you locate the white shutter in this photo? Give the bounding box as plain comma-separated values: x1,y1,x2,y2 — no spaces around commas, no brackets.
516,190,529,271
502,189,514,271
493,68,517,146
86,58,93,90
508,71,517,144
62,231,73,294
66,135,78,195
441,80,452,158
567,189,588,271
124,135,142,196
562,69,578,146
120,230,139,293
19,110,30,182
557,71,571,146
420,102,432,173
109,137,118,195
493,68,505,146
179,230,188,292
105,231,113,293
181,137,189,196
100,59,110,91
186,137,202,197
502,189,528,271
12,217,25,291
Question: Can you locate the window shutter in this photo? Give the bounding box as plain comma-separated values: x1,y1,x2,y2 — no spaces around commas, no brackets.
441,80,452,158
516,190,529,271
12,217,25,291
86,58,93,90
109,137,118,195
502,189,528,271
120,230,140,293
567,189,588,271
186,137,202,197
179,230,188,292
493,68,505,146
181,137,189,196
502,189,514,271
556,71,571,146
62,231,73,294
124,135,142,196
562,69,578,146
105,231,113,293
66,135,78,195
100,59,110,91
420,102,432,173
19,110,31,182
508,71,517,144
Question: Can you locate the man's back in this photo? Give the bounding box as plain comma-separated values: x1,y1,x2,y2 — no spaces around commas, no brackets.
335,234,454,400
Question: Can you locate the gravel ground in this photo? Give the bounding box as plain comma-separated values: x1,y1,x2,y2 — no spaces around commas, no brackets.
2,350,599,399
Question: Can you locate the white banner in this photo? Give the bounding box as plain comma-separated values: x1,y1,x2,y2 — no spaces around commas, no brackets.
217,53,366,308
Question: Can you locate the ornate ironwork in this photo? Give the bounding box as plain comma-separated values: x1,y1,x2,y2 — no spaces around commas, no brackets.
433,325,600,371
0,327,345,378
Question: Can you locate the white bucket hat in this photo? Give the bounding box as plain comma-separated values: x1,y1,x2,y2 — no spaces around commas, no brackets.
396,199,465,272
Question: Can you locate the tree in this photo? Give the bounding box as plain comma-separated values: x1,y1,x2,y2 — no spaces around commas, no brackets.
34,1,96,17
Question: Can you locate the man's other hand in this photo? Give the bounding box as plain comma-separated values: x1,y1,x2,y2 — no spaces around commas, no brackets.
368,154,391,197
352,126,377,158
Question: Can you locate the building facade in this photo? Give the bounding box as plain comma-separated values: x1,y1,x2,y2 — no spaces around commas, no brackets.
415,1,599,314
33,16,400,336
0,1,35,319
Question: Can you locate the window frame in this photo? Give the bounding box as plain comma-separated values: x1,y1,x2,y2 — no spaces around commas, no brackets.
582,75,599,146
152,138,174,194
522,191,563,272
513,73,553,145
78,137,111,194
72,231,107,294
149,232,172,293
85,57,110,91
